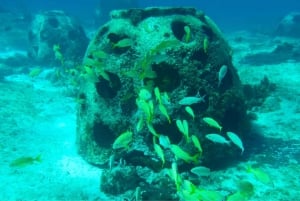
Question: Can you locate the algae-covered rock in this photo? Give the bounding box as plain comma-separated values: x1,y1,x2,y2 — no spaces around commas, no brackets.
76,7,250,198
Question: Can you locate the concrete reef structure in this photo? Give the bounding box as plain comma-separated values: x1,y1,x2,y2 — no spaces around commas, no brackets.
76,7,250,199
28,10,88,65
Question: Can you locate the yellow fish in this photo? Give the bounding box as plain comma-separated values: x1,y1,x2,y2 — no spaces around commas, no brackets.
185,106,195,120
170,144,198,163
202,117,222,132
112,130,133,150
10,155,42,167
191,135,203,154
113,38,133,48
176,119,189,142
246,166,271,185
154,143,165,167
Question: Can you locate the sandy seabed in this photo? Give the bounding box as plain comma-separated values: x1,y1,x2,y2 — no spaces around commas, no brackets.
0,31,300,200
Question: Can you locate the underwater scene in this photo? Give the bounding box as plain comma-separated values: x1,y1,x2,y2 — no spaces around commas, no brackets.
1,0,300,200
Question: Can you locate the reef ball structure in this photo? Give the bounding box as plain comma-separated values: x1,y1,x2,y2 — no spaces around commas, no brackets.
275,12,300,38
76,7,250,199
28,10,88,65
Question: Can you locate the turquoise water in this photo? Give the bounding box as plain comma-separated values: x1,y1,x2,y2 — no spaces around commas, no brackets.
0,2,299,201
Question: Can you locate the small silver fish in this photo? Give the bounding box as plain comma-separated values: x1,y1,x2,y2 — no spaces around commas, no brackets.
159,135,171,149
205,134,230,145
108,154,115,171
179,93,206,105
191,166,211,177
218,65,228,87
226,131,244,154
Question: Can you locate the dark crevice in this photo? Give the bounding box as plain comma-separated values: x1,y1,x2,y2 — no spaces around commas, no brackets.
151,62,180,92
93,122,115,148
95,72,121,99
171,20,190,42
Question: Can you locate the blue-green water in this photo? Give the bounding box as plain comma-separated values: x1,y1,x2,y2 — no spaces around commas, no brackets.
0,1,299,200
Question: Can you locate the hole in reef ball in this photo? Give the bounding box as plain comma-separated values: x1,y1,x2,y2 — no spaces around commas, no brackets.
47,17,59,28
150,62,180,92
95,72,121,99
93,122,114,148
171,20,188,41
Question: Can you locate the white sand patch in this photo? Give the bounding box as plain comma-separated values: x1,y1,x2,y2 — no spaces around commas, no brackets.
0,72,105,200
